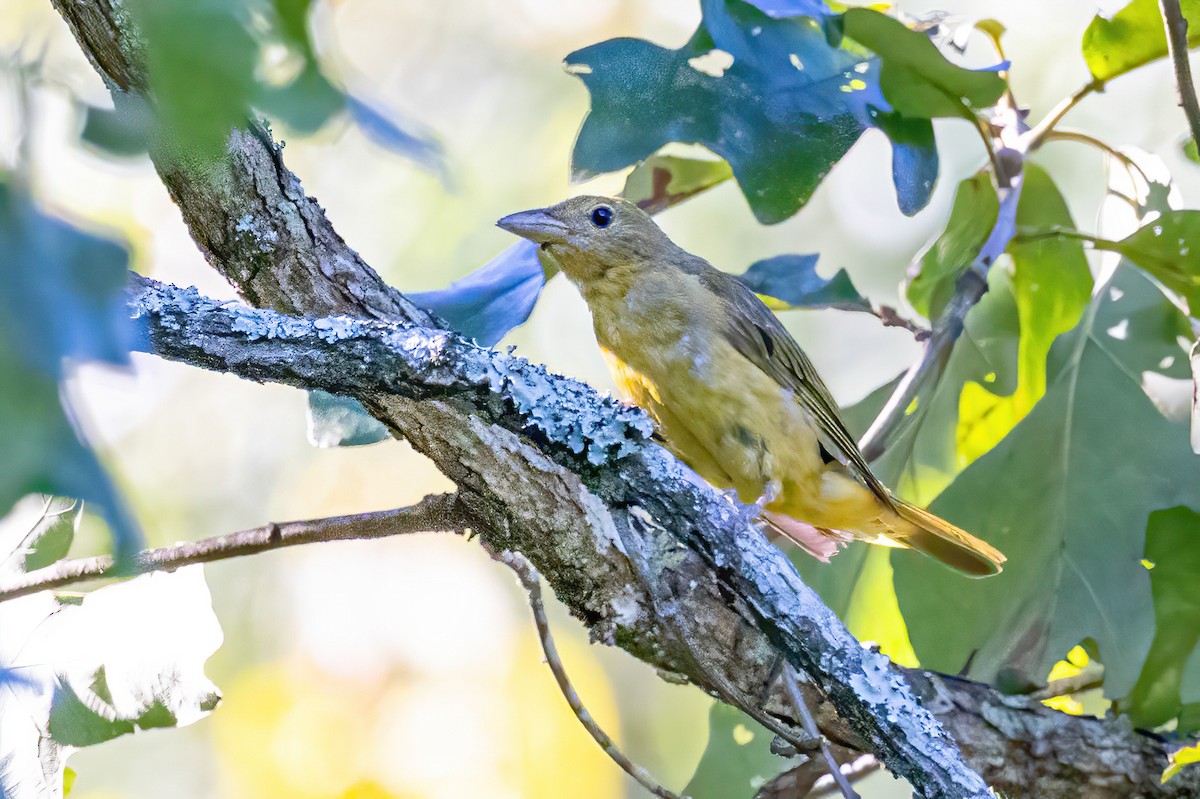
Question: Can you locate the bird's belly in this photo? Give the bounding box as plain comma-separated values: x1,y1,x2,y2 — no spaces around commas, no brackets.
605,337,824,506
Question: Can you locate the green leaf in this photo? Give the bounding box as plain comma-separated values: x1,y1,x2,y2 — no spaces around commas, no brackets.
1118,507,1200,727
895,266,1200,698
1098,211,1200,315
568,0,940,224
1082,0,1200,81
0,569,222,795
840,8,1007,119
21,497,82,572
0,181,141,562
737,254,871,312
907,171,998,319
683,703,791,798
133,0,260,161
78,97,152,158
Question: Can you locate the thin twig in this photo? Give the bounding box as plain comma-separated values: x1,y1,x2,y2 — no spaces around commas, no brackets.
782,667,860,799
1023,78,1105,151
858,176,1025,462
1041,129,1153,186
1028,669,1105,701
0,493,466,602
495,549,685,799
1160,0,1200,147
869,305,930,341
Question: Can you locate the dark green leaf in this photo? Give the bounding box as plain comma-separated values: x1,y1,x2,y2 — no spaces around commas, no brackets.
22,497,81,572
895,266,1200,698
840,8,1007,119
0,181,141,562
568,0,939,224
1118,507,1200,728
907,171,998,319
683,703,791,799
306,391,390,448
738,254,871,312
1082,0,1200,81
1098,211,1200,315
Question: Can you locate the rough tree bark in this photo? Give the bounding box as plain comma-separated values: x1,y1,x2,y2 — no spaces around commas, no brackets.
48,0,1199,796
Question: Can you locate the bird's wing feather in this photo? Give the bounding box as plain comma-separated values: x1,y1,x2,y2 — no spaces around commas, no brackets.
681,257,894,507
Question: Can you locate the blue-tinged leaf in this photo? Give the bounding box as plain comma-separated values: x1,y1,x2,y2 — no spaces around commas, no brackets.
0,181,141,563
345,95,446,176
569,0,940,222
741,0,830,19
412,240,548,347
738,253,871,312
306,390,390,448
874,111,939,216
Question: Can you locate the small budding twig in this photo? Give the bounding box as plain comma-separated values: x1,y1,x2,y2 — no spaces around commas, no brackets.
0,493,467,602
782,667,861,799
495,548,686,799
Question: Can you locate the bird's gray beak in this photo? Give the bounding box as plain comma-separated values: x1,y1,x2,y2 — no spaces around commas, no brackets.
496,208,569,244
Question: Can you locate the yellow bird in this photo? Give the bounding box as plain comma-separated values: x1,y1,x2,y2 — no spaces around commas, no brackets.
498,196,1005,576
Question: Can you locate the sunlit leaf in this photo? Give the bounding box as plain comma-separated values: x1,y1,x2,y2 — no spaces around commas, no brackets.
0,569,222,796
0,181,141,561
840,8,1008,119
895,266,1200,699
1164,741,1200,783
623,154,733,215
958,164,1091,464
738,253,871,312
683,703,790,799
1082,0,1200,82
907,171,998,319
568,0,939,224
1118,507,1200,728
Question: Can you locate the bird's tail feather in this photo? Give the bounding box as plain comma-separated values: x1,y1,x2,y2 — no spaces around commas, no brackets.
888,499,1005,577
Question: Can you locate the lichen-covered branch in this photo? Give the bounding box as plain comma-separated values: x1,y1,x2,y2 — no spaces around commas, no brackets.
126,277,1199,798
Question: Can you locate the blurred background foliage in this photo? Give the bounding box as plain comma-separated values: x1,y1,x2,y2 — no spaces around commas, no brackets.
2,0,1200,796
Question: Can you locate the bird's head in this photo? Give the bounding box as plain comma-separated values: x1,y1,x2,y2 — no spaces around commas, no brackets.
497,195,675,286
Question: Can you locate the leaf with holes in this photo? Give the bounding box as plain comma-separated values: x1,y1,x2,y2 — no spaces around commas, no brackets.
569,0,940,223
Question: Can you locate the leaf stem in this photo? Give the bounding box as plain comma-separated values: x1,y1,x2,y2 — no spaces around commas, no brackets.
1023,78,1105,151
1159,0,1200,147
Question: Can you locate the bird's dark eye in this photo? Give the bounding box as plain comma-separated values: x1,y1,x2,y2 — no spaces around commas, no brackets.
591,206,613,228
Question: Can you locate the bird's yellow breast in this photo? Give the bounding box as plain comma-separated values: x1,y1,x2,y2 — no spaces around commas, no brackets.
585,268,824,508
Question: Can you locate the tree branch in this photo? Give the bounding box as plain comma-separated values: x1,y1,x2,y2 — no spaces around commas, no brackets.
1160,0,1200,147
0,493,467,602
